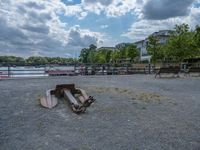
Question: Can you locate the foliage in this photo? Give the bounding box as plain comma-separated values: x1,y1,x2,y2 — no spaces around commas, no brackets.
111,50,120,62
0,56,76,65
164,24,199,61
0,56,25,63
79,44,97,63
79,43,139,64
147,35,165,64
194,25,200,57
125,44,140,61
95,48,112,64
147,23,200,63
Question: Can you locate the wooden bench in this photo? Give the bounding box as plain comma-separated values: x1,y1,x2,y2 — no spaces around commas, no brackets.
185,67,200,76
155,67,180,78
128,67,146,74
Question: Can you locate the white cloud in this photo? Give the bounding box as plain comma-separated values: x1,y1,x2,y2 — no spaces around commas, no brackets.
80,0,142,17
122,0,200,42
0,0,199,57
0,0,104,57
67,25,104,47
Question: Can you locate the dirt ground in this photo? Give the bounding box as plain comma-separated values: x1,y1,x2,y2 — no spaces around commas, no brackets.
0,75,200,150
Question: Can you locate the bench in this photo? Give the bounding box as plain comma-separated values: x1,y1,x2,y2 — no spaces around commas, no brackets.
185,67,200,76
128,67,146,74
155,67,180,78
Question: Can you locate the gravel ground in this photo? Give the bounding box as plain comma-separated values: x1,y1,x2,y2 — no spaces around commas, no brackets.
0,75,200,150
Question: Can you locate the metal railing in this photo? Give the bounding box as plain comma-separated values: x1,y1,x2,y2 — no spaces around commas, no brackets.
0,63,154,78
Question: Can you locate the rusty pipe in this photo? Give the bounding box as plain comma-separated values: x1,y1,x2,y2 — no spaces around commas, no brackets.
63,89,86,113
77,88,95,107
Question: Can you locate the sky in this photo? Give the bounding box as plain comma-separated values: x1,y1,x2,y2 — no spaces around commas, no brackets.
0,0,200,58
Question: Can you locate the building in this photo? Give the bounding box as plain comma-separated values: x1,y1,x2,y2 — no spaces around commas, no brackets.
97,47,117,51
151,30,171,45
134,30,171,62
134,39,149,61
115,43,132,49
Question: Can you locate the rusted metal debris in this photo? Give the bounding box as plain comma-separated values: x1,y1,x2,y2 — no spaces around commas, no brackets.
40,84,95,114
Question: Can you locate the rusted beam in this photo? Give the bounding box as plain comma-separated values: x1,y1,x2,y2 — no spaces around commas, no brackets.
77,88,95,107
63,89,86,113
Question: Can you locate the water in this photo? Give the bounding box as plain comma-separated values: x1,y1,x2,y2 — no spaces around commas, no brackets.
0,66,75,77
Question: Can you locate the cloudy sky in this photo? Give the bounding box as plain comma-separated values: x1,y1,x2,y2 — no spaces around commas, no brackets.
0,0,200,57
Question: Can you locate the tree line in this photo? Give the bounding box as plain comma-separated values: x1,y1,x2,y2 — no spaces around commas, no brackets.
79,44,140,64
0,56,77,65
147,24,200,64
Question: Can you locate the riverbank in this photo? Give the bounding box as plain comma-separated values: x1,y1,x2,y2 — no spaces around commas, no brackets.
0,75,200,150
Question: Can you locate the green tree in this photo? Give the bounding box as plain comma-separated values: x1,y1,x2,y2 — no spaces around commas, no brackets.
95,48,113,63
79,44,97,63
88,44,97,63
165,24,197,61
119,47,126,59
147,35,163,64
174,23,189,35
105,49,112,63
95,51,106,64
79,48,90,63
0,56,25,63
125,44,139,61
194,25,200,57
111,50,120,62
26,56,48,64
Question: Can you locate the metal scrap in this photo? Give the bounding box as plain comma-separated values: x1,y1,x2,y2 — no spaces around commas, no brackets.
40,84,95,114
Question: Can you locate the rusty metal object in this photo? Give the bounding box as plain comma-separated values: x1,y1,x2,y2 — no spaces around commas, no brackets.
76,88,95,107
63,89,86,113
40,89,58,108
40,84,94,114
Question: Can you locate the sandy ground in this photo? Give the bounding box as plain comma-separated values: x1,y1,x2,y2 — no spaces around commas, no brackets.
0,75,200,150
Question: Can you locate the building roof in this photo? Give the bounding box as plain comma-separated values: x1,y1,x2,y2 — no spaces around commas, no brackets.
134,40,145,44
115,43,133,49
151,30,172,37
97,47,116,50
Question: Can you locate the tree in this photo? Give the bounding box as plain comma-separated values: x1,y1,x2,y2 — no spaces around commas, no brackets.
119,47,127,59
87,44,97,63
0,56,25,64
79,44,97,63
125,44,139,61
174,23,189,35
79,48,90,63
89,44,97,51
105,49,112,63
165,24,197,61
95,51,106,64
147,35,163,64
26,56,48,64
111,50,120,63
194,25,200,57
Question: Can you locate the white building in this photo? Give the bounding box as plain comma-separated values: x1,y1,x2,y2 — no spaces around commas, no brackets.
97,47,117,51
134,30,171,62
115,43,132,49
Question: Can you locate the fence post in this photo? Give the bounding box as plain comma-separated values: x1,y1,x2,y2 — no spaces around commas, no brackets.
148,63,151,74
8,65,11,77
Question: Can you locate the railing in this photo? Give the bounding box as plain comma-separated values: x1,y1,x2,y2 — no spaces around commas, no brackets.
0,67,47,78
0,63,155,79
